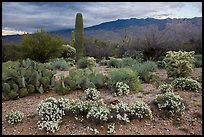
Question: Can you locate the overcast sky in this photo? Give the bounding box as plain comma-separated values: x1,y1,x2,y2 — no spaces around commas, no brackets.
2,2,202,36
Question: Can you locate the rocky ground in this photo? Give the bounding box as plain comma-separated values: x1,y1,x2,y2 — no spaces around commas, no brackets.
2,68,202,135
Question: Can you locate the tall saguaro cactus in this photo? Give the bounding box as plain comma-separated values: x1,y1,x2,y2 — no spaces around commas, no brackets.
71,31,75,47
75,13,84,60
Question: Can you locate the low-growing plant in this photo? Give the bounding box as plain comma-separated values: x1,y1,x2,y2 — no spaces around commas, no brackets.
37,97,66,133
45,58,71,71
193,54,202,68
107,123,116,134
129,101,152,119
107,68,141,92
99,58,109,66
110,101,130,123
84,88,100,101
86,103,110,122
155,92,185,117
123,50,144,63
171,77,201,92
131,61,157,83
6,110,24,125
107,57,123,68
158,84,173,93
163,51,195,78
114,82,130,96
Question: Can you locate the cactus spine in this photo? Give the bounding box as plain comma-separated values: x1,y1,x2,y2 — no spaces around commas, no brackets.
75,13,84,60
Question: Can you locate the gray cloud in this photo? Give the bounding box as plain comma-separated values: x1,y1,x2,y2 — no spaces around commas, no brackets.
2,2,202,35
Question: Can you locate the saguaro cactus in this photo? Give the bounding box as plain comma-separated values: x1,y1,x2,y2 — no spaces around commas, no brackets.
75,13,84,60
71,31,75,47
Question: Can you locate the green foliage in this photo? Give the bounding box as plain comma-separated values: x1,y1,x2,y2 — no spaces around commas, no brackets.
131,61,157,83
129,101,152,119
155,92,185,117
157,60,166,68
21,29,65,63
45,58,71,71
171,77,201,92
158,84,173,93
64,68,106,90
54,77,70,95
77,57,96,68
107,68,141,92
123,51,144,63
18,88,28,98
193,54,202,67
163,51,195,78
84,88,100,101
75,13,84,60
99,58,109,66
107,57,123,68
61,44,76,58
6,110,24,125
2,43,24,62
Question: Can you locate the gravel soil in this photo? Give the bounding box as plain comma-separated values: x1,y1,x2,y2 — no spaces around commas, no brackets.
2,68,202,135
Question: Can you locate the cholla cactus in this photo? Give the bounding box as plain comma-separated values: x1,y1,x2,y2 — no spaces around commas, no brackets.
130,101,152,119
87,57,96,68
158,84,173,93
114,82,130,96
107,123,115,134
6,110,24,125
163,51,194,78
155,92,185,117
84,88,100,101
37,97,66,133
171,77,201,92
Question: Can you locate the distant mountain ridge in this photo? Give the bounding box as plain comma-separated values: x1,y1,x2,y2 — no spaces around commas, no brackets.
2,17,202,44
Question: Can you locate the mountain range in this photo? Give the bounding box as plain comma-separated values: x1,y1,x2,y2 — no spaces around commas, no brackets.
2,17,202,44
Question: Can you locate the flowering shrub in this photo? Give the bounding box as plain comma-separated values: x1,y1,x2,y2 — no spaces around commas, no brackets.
163,51,194,78
110,101,130,122
114,82,130,96
155,92,185,117
158,84,173,93
129,101,152,119
37,97,66,133
84,88,100,100
86,104,110,122
107,123,115,134
171,77,201,92
6,110,24,125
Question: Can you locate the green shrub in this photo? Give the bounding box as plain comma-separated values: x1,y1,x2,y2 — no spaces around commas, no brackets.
131,61,157,83
155,92,185,117
54,77,70,95
171,77,201,92
84,88,100,101
99,58,109,66
163,51,194,78
107,68,141,92
123,51,144,63
107,57,123,68
6,110,24,125
77,57,96,68
194,54,202,67
158,84,173,93
121,57,138,67
21,29,64,63
129,101,152,119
